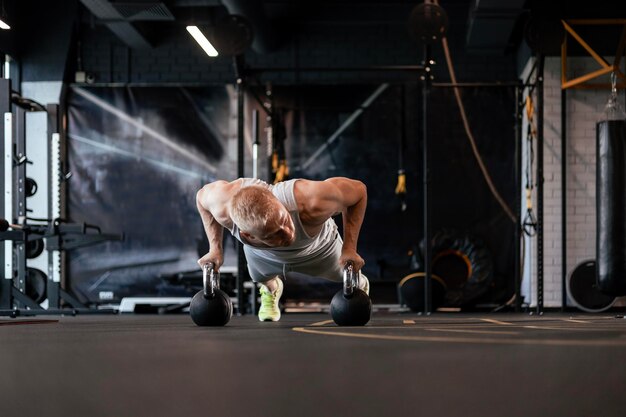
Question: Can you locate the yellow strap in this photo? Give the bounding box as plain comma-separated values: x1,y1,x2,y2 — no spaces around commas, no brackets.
395,172,406,194
274,161,289,184
525,95,534,121
525,96,537,137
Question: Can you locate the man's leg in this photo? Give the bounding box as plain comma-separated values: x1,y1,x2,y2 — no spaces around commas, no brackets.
244,246,284,322
289,235,370,295
355,272,370,295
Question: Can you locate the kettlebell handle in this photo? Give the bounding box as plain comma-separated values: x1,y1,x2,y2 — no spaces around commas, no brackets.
202,263,220,298
343,261,360,297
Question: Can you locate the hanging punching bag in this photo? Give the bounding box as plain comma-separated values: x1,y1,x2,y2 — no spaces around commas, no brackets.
596,119,626,296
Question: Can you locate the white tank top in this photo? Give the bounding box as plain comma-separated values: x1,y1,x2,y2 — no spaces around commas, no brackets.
230,178,339,262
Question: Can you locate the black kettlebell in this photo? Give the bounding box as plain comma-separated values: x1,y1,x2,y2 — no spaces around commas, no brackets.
190,263,233,326
26,238,45,259
399,272,447,312
330,262,372,326
25,177,38,197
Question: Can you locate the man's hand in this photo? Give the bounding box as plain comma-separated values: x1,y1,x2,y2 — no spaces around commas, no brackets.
197,249,224,271
339,248,365,272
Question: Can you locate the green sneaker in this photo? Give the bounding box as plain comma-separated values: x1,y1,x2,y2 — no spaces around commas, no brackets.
258,278,283,322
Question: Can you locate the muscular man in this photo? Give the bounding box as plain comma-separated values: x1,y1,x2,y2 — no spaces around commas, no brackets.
196,177,369,322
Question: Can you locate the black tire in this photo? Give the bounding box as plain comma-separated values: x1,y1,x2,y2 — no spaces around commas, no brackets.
398,272,447,312
568,260,615,313
428,229,493,307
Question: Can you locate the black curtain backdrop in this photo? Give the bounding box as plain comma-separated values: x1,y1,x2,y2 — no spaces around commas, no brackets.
66,86,235,303
66,84,516,306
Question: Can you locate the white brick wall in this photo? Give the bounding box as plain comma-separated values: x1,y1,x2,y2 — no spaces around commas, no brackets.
521,56,624,307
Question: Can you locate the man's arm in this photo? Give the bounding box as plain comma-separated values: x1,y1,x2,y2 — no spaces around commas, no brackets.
195,180,236,270
325,177,367,257
297,177,367,270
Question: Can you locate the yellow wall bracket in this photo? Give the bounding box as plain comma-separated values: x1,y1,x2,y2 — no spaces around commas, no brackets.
561,19,626,90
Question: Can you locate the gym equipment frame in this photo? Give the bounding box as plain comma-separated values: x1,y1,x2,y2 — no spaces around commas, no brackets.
0,79,122,316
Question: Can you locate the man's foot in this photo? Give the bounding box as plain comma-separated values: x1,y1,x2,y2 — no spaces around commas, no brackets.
359,274,370,296
258,277,283,322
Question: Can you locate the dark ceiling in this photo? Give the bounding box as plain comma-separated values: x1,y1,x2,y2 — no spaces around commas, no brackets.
72,0,626,57
0,0,611,59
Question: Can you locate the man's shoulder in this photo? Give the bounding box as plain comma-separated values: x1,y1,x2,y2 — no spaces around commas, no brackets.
202,180,238,200
293,179,320,203
199,180,241,213
293,178,326,191
195,181,235,227
294,179,341,224
294,178,339,199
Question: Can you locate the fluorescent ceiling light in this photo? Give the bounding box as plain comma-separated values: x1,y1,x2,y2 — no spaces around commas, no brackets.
186,26,218,57
0,19,9,30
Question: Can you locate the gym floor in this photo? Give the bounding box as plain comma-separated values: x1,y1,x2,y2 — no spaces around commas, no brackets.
1,313,625,417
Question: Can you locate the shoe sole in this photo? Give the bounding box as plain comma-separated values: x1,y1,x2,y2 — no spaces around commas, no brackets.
259,316,280,322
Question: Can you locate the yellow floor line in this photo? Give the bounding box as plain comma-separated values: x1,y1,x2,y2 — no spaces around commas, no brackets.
403,320,416,325
309,319,334,327
480,318,514,325
291,327,626,347
426,328,519,335
522,325,601,331
561,319,590,324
